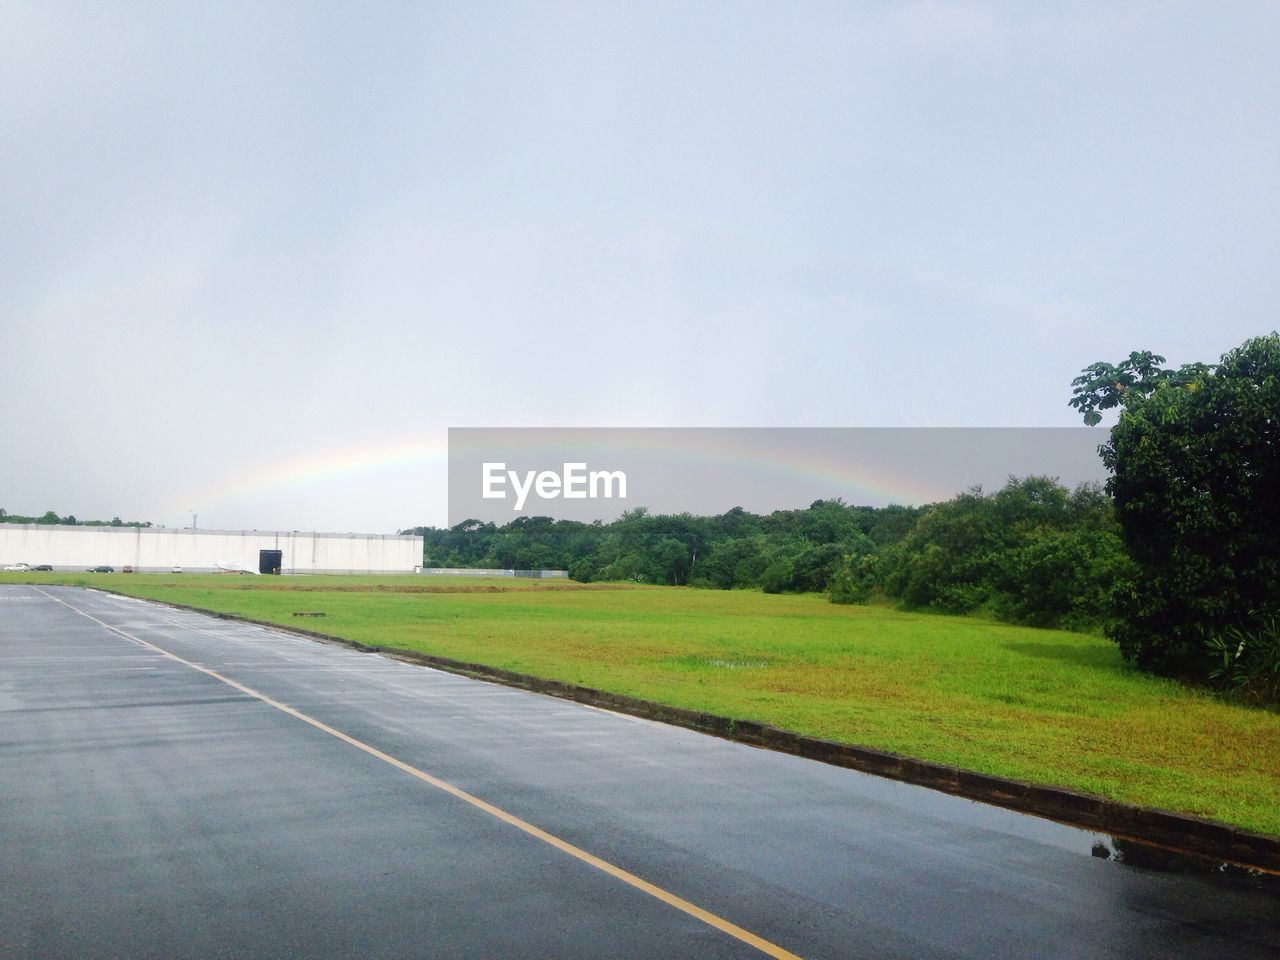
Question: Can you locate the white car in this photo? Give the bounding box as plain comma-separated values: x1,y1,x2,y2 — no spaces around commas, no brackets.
4,562,32,572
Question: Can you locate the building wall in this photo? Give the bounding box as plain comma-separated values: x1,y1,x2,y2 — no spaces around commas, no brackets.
0,525,422,574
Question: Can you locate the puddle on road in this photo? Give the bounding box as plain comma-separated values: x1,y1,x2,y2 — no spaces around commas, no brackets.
1090,836,1280,890
804,764,1279,893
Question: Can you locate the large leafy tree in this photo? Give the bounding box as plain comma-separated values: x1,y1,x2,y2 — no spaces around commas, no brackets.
1074,333,1280,677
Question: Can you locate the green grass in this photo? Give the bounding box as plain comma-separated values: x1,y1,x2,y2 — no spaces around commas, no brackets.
25,572,1280,837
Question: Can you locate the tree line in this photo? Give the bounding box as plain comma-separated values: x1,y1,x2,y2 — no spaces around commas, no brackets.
404,473,1129,634
0,509,153,527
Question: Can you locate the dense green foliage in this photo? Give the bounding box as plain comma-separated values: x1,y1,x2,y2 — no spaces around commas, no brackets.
407,500,919,592
871,478,1134,632
1076,333,1280,686
0,508,153,527
407,476,1128,631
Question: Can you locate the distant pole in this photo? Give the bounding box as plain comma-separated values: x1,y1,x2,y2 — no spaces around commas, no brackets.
191,509,197,530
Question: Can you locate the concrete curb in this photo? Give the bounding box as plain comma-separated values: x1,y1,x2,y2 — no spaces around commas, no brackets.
112,590,1280,873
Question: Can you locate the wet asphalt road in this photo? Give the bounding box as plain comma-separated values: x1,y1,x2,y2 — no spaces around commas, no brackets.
2,584,1277,959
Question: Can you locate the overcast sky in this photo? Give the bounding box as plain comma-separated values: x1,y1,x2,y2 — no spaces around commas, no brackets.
3,1,1277,532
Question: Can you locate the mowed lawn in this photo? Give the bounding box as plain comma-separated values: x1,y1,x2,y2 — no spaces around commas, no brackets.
46,573,1280,837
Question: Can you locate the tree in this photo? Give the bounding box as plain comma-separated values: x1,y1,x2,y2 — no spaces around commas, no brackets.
1074,333,1280,679
654,537,692,585
1069,351,1211,425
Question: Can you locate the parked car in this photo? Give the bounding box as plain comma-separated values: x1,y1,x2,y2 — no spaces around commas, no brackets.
34,564,53,571
172,565,183,573
122,565,134,573
4,562,32,572
87,565,114,573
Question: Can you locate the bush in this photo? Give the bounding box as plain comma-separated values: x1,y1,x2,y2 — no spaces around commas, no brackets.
875,477,1122,628
828,554,878,605
1206,616,1280,703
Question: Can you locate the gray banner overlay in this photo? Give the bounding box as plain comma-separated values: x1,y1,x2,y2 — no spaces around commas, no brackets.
448,428,1108,526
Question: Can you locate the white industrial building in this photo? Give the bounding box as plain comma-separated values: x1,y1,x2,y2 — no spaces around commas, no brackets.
0,524,423,575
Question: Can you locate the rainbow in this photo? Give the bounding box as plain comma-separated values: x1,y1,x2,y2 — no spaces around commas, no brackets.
163,436,449,524
168,428,1019,527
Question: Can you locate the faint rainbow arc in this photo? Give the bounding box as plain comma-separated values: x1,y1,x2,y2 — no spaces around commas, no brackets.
176,432,949,524
169,439,449,523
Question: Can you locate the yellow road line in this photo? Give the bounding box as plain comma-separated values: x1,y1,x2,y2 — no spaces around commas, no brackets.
37,588,804,960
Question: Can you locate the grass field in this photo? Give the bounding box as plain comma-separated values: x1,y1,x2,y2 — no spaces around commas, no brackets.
22,572,1280,837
